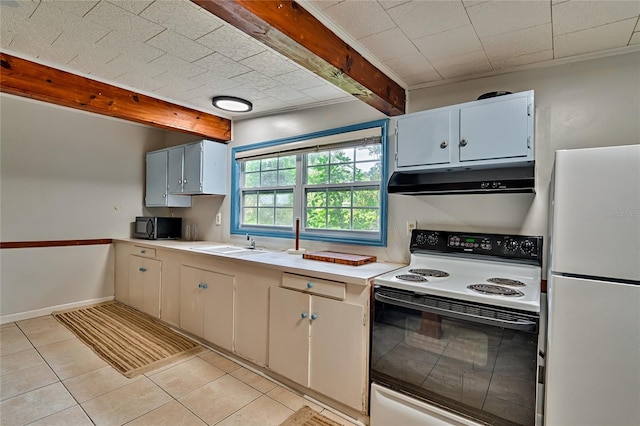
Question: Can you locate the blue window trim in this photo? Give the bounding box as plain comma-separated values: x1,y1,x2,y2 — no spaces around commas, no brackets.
230,119,389,247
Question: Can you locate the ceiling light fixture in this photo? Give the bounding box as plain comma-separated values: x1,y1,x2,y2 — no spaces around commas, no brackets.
211,96,253,113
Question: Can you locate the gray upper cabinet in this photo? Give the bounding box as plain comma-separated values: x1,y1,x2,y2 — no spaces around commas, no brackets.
146,140,227,207
395,90,534,172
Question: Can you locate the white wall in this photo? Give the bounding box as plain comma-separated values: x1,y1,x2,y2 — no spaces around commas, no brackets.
207,52,640,269
0,94,167,320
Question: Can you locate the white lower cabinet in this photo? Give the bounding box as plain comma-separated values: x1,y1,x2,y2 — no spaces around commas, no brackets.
128,255,161,318
180,265,235,352
268,286,366,412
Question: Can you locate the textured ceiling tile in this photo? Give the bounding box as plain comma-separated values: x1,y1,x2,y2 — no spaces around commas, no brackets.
239,51,299,77
197,26,264,61
466,0,550,37
379,1,412,10
554,18,638,58
189,71,242,92
264,85,310,102
553,0,640,35
141,0,224,40
146,30,213,62
108,0,154,15
273,69,325,90
230,71,280,91
383,53,441,82
387,1,470,40
85,0,163,41
302,84,350,101
97,32,164,63
481,23,552,60
430,50,492,79
0,1,43,48
44,0,99,17
631,31,640,44
7,19,61,60
117,69,169,92
148,54,207,79
491,49,553,70
67,44,121,74
358,27,419,62
320,0,396,39
308,0,342,11
193,53,252,78
151,77,204,101
414,25,482,61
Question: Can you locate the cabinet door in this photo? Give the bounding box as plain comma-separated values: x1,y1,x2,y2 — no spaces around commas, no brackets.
268,287,311,387
128,256,161,318
202,271,235,352
459,96,529,162
180,265,206,337
396,109,452,168
309,296,365,411
183,142,203,193
168,147,184,194
145,151,168,207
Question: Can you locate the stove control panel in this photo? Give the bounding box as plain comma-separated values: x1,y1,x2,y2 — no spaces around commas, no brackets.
411,229,543,264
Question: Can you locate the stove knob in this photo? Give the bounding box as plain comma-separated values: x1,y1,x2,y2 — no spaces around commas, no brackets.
521,240,534,253
505,239,519,252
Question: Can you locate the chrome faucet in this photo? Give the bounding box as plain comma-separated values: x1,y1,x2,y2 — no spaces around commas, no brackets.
246,234,256,249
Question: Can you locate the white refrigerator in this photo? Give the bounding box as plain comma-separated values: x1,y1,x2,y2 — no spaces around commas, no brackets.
545,144,640,426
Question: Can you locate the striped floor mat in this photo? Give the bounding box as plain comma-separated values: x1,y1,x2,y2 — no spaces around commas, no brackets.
280,406,342,426
53,301,204,378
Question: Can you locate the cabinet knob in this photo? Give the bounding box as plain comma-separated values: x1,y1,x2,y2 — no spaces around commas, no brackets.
301,312,308,319
140,250,146,254
178,179,183,184
440,140,448,149
307,282,313,288
183,179,187,184
198,283,208,289
460,139,468,147
163,194,167,198
139,267,146,272
311,313,318,320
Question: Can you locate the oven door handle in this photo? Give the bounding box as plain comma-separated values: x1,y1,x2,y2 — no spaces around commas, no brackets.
374,292,538,332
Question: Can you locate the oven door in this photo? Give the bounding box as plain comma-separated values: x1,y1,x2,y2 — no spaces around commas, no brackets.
371,286,539,426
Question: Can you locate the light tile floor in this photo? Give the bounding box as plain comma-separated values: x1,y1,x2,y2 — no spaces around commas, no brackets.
1,316,360,426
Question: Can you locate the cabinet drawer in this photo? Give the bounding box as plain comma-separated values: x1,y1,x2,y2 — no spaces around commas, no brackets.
133,246,156,258
282,273,345,300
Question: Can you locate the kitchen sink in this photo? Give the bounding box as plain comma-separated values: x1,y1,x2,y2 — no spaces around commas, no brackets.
190,245,268,256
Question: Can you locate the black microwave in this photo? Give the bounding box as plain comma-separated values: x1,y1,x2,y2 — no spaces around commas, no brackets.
134,217,182,240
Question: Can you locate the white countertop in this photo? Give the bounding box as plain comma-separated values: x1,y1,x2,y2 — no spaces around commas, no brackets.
114,238,406,286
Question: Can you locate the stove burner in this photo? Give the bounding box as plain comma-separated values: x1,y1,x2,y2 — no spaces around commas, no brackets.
487,277,526,287
408,269,449,278
396,274,428,282
467,284,524,297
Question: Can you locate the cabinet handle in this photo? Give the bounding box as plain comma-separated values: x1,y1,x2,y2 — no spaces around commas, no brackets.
440,140,448,149
307,282,314,288
140,250,146,254
163,194,167,198
178,179,183,184
311,313,318,320
139,267,146,272
301,312,308,319
460,139,468,147
183,179,187,184
198,283,208,289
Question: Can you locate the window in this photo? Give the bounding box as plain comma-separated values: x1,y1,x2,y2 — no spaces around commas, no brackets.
231,120,388,246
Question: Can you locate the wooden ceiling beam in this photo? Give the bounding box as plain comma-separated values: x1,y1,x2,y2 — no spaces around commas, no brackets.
0,53,231,142
192,0,406,116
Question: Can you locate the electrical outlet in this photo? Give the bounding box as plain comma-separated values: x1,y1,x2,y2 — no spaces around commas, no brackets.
215,212,221,226
407,220,417,236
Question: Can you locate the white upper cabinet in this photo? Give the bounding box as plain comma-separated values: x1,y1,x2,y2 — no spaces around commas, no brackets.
146,140,227,207
395,90,534,171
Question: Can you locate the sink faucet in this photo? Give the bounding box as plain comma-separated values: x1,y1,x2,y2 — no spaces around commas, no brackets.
246,234,256,249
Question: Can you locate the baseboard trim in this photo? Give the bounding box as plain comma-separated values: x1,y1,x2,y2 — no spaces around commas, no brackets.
1,296,115,324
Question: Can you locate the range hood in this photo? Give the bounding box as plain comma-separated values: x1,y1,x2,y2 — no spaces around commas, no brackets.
387,164,535,195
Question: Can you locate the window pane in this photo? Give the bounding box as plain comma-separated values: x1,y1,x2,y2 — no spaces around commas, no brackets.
306,190,326,207
245,172,260,188
329,164,354,183
276,191,293,207
330,148,354,164
261,158,277,171
353,209,379,231
260,171,277,186
275,208,293,226
353,189,379,207
327,208,350,230
245,160,261,173
308,152,329,166
307,165,328,184
279,155,296,168
258,208,274,225
243,193,258,207
278,169,296,186
243,207,257,225
355,161,381,182
328,190,351,207
258,193,275,206
306,208,327,229
356,145,381,161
